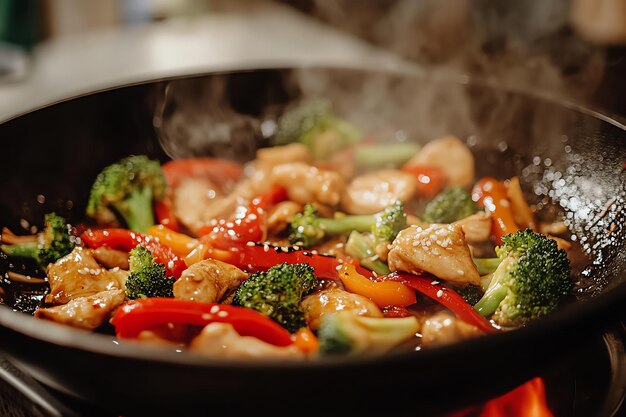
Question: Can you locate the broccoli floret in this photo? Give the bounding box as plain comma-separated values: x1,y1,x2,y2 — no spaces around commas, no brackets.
473,229,571,326
289,201,406,248
344,231,390,276
273,98,361,160
455,284,484,305
231,262,319,333
86,155,165,233
422,187,478,224
1,212,75,268
372,200,407,246
125,246,174,299
317,312,420,356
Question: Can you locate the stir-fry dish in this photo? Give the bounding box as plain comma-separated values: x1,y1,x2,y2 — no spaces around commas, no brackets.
0,99,573,360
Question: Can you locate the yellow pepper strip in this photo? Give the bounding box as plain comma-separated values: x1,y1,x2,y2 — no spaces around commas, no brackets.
338,264,417,308
184,243,235,268
146,225,199,259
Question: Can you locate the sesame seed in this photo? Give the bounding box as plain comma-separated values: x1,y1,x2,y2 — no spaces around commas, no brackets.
335,265,342,271
281,246,289,252
202,313,213,320
293,245,300,251
436,290,444,298
431,280,439,285
412,240,420,247
217,311,228,318
263,244,269,252
210,306,220,314
246,241,255,247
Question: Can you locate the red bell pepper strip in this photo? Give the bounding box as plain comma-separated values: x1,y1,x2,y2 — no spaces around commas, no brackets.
196,186,288,250
196,242,374,280
402,165,448,198
383,271,498,334
161,157,243,189
80,228,187,278
472,177,520,245
111,297,293,347
154,199,181,233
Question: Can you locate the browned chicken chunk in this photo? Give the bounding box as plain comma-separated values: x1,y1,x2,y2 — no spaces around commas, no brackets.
342,169,416,214
387,224,481,285
92,247,130,270
404,136,475,187
453,212,492,244
189,322,305,360
266,201,303,236
301,288,383,331
46,247,127,305
420,311,483,347
255,143,311,170
34,289,126,330
270,162,346,207
173,259,248,303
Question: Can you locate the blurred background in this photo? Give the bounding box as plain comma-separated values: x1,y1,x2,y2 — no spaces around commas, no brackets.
0,0,625,120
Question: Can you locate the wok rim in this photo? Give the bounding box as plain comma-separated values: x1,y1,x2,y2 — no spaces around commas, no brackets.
0,63,624,371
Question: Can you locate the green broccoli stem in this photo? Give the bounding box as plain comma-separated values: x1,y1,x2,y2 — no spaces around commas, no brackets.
354,142,420,169
474,284,508,316
345,231,390,276
1,243,38,259
320,215,376,236
474,256,515,316
473,257,502,275
113,187,155,234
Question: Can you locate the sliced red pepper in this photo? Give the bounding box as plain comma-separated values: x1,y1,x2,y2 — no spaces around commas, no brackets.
161,157,243,189
111,297,293,347
80,228,187,278
154,199,181,233
383,271,498,334
472,177,520,245
196,242,374,280
196,186,288,250
402,165,448,198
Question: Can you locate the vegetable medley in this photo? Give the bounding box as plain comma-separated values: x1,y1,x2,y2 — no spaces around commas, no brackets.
0,99,573,360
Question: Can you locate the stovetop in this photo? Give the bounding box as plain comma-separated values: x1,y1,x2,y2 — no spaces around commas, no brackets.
1,322,625,417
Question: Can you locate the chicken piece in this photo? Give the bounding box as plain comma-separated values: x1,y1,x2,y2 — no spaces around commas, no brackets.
92,247,130,270
453,212,492,244
266,201,303,236
173,259,248,303
189,322,305,360
301,288,383,331
256,143,311,171
46,247,126,305
173,178,234,234
341,169,417,215
387,224,481,285
420,311,483,347
270,162,346,207
405,136,474,187
34,289,126,330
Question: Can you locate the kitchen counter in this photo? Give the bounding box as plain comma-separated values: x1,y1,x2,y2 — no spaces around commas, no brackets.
0,0,415,122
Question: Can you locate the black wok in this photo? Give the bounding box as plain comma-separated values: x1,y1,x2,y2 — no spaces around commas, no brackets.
0,66,624,417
